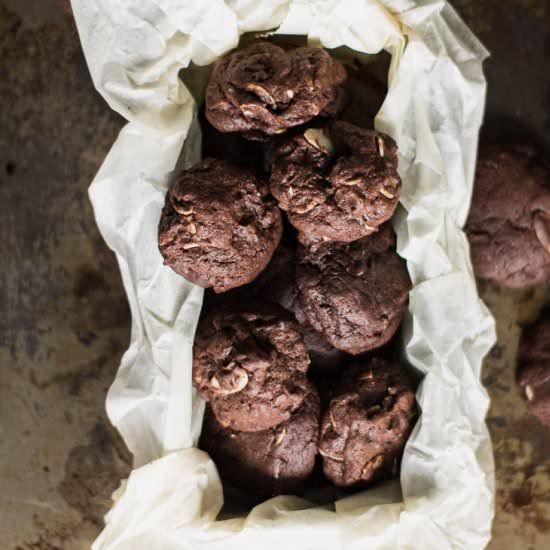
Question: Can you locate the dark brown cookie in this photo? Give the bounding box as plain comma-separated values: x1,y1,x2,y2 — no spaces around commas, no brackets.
158,159,282,293
465,144,550,288
205,41,346,138
295,224,411,355
319,358,417,488
269,121,401,244
200,391,321,496
192,302,312,432
517,308,550,428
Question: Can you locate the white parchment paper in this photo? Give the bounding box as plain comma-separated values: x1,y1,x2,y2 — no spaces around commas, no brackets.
71,1,497,548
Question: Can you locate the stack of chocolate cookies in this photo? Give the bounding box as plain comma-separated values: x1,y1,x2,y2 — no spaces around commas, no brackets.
158,41,418,496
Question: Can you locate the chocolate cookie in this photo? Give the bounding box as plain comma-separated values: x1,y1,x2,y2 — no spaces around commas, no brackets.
465,144,550,288
205,41,346,138
192,302,312,432
158,159,282,293
269,121,401,244
200,391,321,496
517,308,550,428
319,358,417,488
300,322,354,372
295,224,411,355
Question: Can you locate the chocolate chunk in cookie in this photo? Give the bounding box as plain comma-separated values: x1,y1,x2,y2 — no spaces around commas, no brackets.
193,302,312,432
205,41,346,138
517,308,550,428
296,224,410,355
158,159,282,293
270,121,401,244
200,390,320,496
465,144,550,288
319,358,417,488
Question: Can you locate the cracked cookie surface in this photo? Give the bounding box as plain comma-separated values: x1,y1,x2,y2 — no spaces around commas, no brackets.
319,358,417,488
158,158,282,293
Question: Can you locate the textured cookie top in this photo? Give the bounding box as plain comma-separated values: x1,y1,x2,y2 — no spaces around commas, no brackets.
200,390,320,496
205,41,346,137
270,121,401,244
158,158,282,293
296,224,411,355
517,308,550,428
319,358,417,488
193,302,312,432
466,144,550,288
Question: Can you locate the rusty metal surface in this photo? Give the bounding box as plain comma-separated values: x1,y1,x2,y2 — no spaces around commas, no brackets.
0,0,549,549
0,2,130,549
478,281,550,549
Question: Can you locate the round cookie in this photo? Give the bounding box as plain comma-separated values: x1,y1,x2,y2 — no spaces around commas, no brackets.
200,391,321,496
269,121,401,244
295,224,411,355
192,302,312,432
465,144,550,288
205,41,346,138
158,159,282,293
319,358,417,488
517,308,550,428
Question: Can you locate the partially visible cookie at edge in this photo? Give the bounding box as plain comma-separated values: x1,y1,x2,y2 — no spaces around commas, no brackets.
193,302,312,432
465,144,550,288
158,158,282,293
